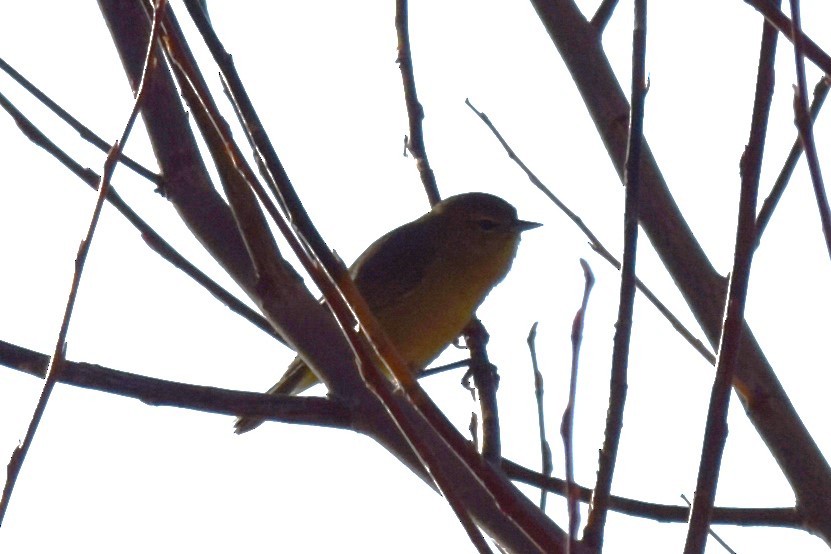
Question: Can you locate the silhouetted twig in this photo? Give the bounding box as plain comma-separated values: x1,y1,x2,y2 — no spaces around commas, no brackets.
744,0,831,74
0,56,163,188
582,2,647,546
755,76,830,243
395,0,441,205
563,260,595,550
502,458,801,527
0,0,168,526
526,322,552,511
684,11,774,552
0,89,282,345
787,0,831,260
465,98,715,366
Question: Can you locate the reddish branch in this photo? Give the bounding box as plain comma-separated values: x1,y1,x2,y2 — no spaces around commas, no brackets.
0,0,168,525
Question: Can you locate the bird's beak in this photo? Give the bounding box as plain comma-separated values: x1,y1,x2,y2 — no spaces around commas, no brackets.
515,219,542,232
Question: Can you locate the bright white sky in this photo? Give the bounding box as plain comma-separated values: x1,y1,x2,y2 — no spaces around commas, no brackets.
1,1,830,552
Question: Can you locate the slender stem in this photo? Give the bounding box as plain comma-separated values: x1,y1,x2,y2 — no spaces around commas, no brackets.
0,56,163,187
395,0,441,205
683,8,775,552
744,0,831,75
527,322,552,511
562,260,595,551
582,1,646,548
465,98,715,366
787,0,831,260
0,88,282,345
0,338,805,531
501,458,801,527
755,76,830,243
0,0,168,525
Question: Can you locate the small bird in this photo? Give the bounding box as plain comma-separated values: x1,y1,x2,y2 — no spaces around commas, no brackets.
235,192,540,433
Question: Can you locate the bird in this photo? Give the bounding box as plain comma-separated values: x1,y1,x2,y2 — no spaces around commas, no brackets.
234,192,540,433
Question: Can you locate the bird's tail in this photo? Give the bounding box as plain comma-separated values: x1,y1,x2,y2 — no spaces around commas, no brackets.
233,358,317,434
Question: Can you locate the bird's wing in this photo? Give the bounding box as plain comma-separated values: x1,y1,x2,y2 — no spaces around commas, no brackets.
351,217,439,313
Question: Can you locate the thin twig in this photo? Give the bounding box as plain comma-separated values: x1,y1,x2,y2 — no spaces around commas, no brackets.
562,261,595,552
684,10,775,552
502,458,801,527
527,322,552,511
787,0,831,260
140,233,283,343
755,76,830,243
395,0,441,205
421,358,471,378
582,1,647,547
0,90,283,345
0,0,168,526
465,99,715,366
0,56,163,188
744,0,831,75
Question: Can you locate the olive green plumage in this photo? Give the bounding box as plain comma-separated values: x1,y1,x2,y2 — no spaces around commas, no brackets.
235,192,539,433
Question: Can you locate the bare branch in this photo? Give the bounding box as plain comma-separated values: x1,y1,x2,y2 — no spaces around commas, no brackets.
583,1,647,546
100,1,259,320
0,340,350,428
503,459,801,528
684,10,775,552
562,261,595,548
465,98,716,366
395,0,441,206
0,88,282,345
0,56,162,186
755,76,830,242
1,0,168,524
787,0,831,260
527,322,552,511
744,0,831,74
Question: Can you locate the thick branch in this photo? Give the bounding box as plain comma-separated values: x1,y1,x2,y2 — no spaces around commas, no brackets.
98,0,257,294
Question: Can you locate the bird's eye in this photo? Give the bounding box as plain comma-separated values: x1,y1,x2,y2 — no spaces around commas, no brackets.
476,219,500,231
